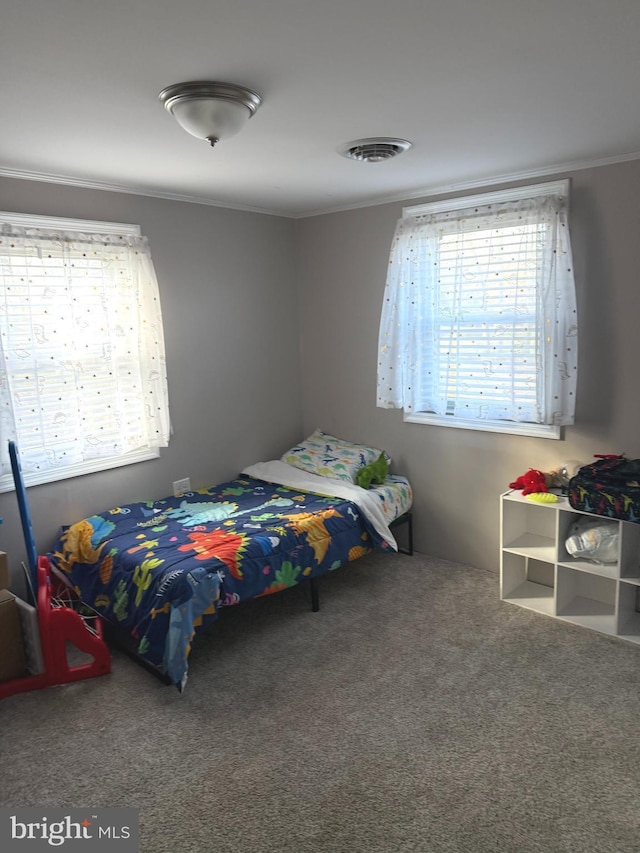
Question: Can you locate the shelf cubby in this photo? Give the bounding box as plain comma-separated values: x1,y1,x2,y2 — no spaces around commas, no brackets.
556,565,617,635
500,551,555,616
500,491,640,645
500,492,557,562
617,582,640,643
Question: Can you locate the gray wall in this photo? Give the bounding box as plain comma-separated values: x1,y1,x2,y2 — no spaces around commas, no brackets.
2,158,639,586
295,160,640,570
0,177,303,593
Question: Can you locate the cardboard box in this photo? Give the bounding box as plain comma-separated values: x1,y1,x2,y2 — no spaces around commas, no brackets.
16,596,45,675
0,551,9,590
0,589,27,681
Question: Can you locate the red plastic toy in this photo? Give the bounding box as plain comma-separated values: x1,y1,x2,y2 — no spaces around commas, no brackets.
0,556,110,700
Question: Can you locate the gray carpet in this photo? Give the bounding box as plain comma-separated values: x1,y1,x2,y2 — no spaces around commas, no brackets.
1,551,639,853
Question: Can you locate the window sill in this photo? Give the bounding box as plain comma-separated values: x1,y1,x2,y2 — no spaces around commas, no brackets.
0,447,160,493
403,412,561,439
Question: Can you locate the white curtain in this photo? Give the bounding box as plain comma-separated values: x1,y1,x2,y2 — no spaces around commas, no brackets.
376,192,578,425
0,223,170,476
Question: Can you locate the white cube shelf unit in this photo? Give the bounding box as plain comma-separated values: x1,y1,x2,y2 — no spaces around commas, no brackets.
500,490,640,642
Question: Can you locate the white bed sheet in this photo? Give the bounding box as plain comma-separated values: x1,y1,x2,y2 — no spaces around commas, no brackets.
241,460,399,550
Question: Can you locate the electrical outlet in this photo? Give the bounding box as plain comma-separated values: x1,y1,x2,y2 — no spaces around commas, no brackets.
173,477,191,496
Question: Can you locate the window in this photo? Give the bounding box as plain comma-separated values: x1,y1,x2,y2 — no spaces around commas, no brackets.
376,181,578,438
0,212,170,491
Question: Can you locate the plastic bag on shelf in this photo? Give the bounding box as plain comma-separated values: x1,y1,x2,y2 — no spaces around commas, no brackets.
565,516,619,564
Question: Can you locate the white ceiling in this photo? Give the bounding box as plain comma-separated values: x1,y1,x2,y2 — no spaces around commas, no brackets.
3,0,640,218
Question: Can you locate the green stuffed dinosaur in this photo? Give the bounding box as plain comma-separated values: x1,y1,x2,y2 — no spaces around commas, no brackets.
356,452,388,489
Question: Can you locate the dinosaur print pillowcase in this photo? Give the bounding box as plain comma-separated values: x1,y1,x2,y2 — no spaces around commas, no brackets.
281,429,389,483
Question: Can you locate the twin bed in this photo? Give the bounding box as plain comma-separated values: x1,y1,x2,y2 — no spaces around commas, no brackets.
44,431,413,691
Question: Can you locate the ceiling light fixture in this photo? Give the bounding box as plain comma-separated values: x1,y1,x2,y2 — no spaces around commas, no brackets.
338,137,412,163
159,81,262,147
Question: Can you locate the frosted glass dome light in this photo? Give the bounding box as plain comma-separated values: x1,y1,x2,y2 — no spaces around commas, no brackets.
159,81,262,147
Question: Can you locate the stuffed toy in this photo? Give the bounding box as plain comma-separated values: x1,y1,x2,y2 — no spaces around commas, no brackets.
509,468,551,496
356,452,388,489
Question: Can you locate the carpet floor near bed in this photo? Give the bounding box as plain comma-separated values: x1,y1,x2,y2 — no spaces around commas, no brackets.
2,551,640,853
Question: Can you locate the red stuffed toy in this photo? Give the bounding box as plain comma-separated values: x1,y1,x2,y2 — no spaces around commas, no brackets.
509,468,549,496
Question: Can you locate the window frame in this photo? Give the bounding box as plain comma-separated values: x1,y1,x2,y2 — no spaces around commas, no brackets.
399,180,570,440
0,211,163,492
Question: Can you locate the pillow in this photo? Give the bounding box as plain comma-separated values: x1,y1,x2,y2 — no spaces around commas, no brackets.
355,452,389,489
281,429,389,483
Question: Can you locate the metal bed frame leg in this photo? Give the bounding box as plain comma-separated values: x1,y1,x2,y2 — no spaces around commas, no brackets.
309,577,320,612
391,511,413,556
404,511,414,556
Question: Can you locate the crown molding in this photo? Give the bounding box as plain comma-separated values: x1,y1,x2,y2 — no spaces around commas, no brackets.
296,149,640,218
0,166,280,217
2,148,640,221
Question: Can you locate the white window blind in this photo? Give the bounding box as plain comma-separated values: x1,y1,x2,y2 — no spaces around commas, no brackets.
0,213,171,490
376,181,578,436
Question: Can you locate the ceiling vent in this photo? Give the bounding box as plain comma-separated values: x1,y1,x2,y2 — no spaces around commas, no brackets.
339,137,412,163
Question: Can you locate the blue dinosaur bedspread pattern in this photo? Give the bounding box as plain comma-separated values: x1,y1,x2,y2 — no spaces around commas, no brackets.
47,476,392,690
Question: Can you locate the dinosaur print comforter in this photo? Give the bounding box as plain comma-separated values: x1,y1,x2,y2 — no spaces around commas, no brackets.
47,473,395,690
